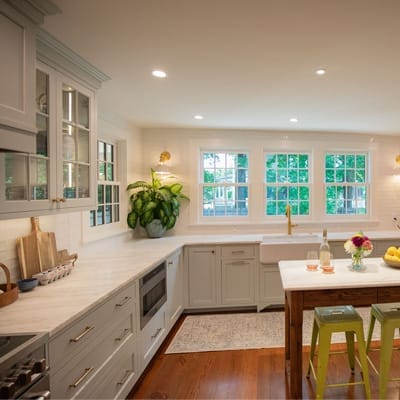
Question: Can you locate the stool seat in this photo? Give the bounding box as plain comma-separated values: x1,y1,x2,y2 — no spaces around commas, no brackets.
307,305,371,399
366,303,400,399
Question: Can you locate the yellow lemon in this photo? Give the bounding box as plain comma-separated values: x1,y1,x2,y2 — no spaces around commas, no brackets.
387,246,397,256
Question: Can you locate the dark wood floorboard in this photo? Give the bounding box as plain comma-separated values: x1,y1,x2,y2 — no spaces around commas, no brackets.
127,315,400,399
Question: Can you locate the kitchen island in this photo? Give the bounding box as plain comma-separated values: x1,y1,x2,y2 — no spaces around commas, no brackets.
279,257,400,399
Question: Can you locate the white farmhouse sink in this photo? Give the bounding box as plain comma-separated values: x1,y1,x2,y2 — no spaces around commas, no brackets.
262,233,320,243
260,234,320,264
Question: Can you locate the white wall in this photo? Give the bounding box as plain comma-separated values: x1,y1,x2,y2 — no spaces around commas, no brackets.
141,128,400,236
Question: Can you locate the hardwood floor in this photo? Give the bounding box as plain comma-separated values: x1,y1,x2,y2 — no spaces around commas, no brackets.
128,315,400,399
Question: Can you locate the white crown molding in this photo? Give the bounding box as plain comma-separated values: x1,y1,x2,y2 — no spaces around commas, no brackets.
36,28,111,90
4,0,60,25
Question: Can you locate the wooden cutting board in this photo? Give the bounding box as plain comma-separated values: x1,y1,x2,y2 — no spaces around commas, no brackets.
17,217,58,279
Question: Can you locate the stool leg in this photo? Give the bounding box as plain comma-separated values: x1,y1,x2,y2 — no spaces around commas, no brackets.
355,329,371,400
345,331,355,371
307,319,319,377
379,325,395,399
315,329,331,400
366,313,376,353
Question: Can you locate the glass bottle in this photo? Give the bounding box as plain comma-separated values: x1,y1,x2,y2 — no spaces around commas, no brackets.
319,229,330,266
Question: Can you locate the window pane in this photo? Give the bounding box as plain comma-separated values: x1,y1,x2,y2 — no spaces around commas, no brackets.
98,162,105,180
90,210,96,227
105,185,112,203
97,205,104,225
98,184,104,204
98,141,105,161
265,152,310,216
106,163,114,181
106,143,113,162
105,205,112,224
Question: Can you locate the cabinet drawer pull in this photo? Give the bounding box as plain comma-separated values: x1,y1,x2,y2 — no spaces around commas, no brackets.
115,328,130,342
116,296,131,307
69,367,94,388
231,250,245,254
151,327,162,339
117,370,132,385
70,326,94,342
231,260,249,265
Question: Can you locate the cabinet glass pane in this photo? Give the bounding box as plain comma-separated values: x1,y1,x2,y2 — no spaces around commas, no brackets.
62,86,76,122
36,70,48,114
63,162,76,198
113,185,119,202
62,123,76,160
77,92,89,128
30,157,48,200
5,154,27,200
98,184,104,203
36,114,48,156
77,165,89,198
77,128,89,163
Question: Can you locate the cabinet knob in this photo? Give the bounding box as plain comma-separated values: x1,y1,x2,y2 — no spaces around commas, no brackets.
52,197,67,203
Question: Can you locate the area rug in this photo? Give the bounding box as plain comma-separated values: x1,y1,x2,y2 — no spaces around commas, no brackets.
165,308,384,354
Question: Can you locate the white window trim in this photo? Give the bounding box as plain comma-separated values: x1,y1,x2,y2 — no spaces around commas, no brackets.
198,148,251,223
81,139,128,243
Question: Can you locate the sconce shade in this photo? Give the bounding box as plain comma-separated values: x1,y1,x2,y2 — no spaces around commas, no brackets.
155,151,171,175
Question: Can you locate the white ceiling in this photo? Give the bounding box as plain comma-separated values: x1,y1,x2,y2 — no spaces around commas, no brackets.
42,0,400,135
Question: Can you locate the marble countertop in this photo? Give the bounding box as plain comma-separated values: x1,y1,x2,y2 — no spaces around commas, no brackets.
279,257,400,291
1,231,400,338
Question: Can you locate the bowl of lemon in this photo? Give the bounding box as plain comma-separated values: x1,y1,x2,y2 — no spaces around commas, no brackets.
383,246,400,268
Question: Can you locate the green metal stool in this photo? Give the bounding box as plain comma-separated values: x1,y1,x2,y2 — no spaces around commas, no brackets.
307,305,371,399
366,303,400,399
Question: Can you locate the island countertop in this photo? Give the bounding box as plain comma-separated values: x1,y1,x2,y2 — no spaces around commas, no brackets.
279,257,400,291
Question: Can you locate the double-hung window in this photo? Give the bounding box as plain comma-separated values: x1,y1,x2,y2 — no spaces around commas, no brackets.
90,140,120,226
200,151,249,217
324,152,368,215
265,152,311,216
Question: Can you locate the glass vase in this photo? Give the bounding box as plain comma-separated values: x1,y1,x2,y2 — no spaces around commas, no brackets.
351,254,366,272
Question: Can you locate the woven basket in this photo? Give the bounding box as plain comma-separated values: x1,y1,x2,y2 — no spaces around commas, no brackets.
0,263,18,307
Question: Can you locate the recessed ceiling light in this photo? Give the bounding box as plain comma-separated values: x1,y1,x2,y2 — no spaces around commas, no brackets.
315,68,326,75
194,115,204,120
289,117,298,123
152,70,167,78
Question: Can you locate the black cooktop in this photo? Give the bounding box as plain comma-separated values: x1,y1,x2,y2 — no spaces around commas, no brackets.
0,335,36,358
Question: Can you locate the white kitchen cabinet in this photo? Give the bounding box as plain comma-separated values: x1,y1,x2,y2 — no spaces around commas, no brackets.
187,246,218,307
0,1,37,152
259,264,284,310
0,30,109,219
166,250,184,329
139,303,167,369
221,259,255,305
186,244,257,309
49,281,138,400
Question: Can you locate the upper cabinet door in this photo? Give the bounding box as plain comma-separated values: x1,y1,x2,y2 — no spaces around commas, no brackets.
0,2,37,152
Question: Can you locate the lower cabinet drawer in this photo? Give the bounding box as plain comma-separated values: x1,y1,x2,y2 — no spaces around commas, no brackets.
50,313,134,399
140,304,166,367
76,335,138,400
49,283,135,370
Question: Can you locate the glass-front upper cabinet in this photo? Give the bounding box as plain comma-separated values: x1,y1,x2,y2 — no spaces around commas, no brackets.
0,67,51,215
0,62,97,219
61,82,92,201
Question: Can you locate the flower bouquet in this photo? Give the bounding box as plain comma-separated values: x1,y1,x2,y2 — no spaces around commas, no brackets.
344,232,373,271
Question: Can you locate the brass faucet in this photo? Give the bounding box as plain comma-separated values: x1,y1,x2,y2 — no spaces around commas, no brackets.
285,204,298,235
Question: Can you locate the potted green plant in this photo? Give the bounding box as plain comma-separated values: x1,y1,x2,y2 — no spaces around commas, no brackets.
126,169,189,238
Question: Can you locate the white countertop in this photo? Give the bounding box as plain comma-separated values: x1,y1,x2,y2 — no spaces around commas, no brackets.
1,232,400,337
279,257,400,291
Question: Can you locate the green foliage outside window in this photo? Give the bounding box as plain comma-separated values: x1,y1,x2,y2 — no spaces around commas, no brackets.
265,153,310,216
325,153,367,215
